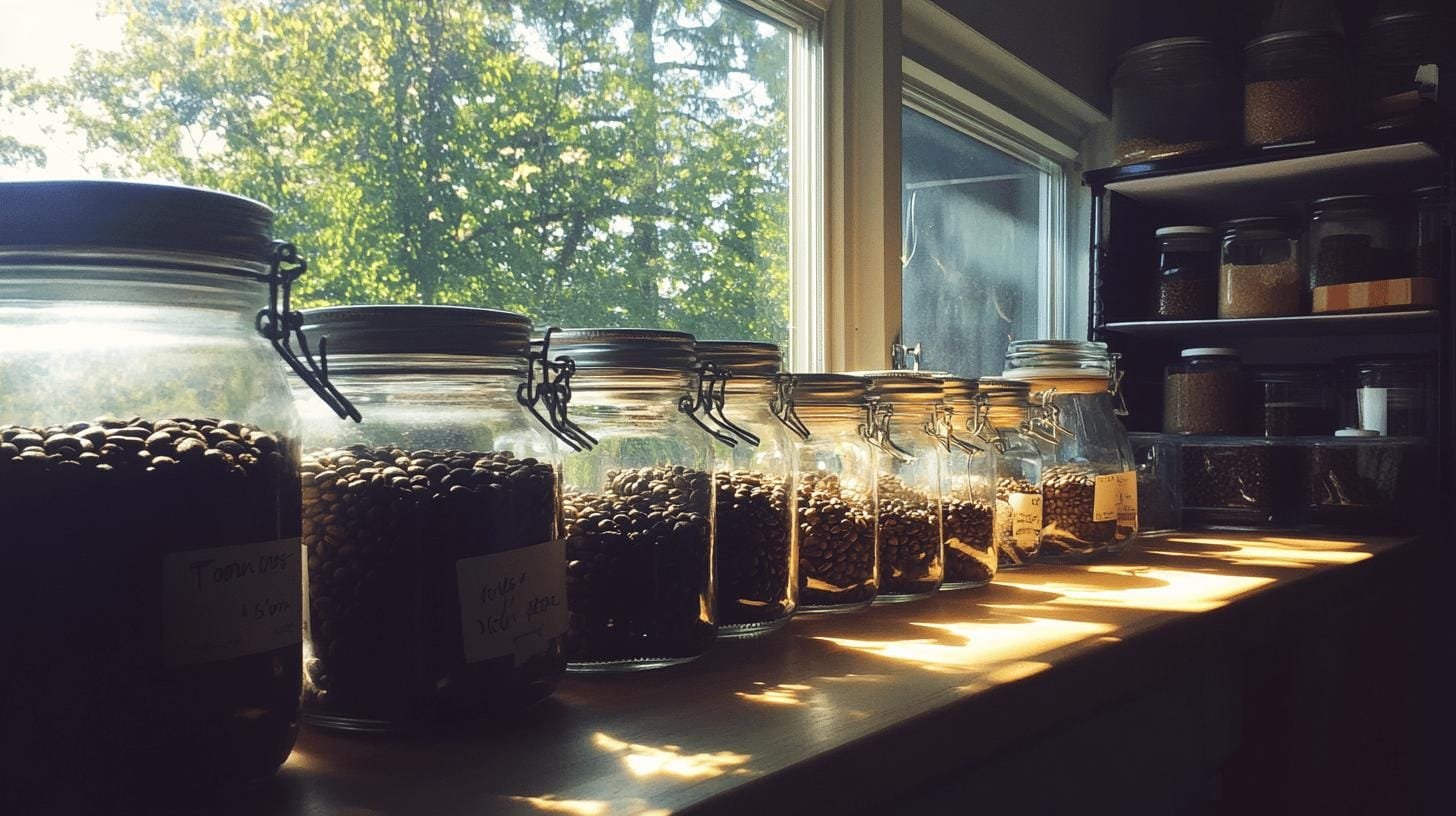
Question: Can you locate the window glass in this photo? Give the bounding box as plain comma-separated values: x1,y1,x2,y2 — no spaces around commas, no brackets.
0,0,793,345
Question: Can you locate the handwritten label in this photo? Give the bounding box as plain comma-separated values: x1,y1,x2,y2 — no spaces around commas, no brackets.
1116,471,1139,530
456,539,568,666
1092,473,1120,522
162,538,302,666
1008,492,1043,551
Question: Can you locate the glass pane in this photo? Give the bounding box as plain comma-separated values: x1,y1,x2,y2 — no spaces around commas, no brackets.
0,0,792,346
901,106,1044,377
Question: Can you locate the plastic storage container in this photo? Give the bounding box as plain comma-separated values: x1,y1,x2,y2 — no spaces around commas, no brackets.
1339,354,1437,438
1164,347,1243,434
293,306,572,731
1130,433,1183,535
1245,365,1335,437
695,341,799,638
790,374,878,612
937,376,996,589
549,329,718,671
1111,37,1236,164
1004,340,1138,558
1180,436,1298,528
856,371,946,602
1154,226,1219,320
1300,430,1431,531
1243,30,1344,147
1358,10,1452,130
976,377,1047,567
1308,195,1397,288
1412,186,1448,280
1220,217,1303,318
0,180,352,808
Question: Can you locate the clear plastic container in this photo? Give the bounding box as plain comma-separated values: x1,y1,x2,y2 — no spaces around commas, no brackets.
1243,30,1344,147
549,329,718,671
1129,433,1182,534
293,306,572,731
1220,217,1303,318
1358,11,1451,130
975,377,1046,567
1300,431,1431,531
1004,340,1138,558
1112,37,1236,164
0,180,351,808
1308,195,1398,288
937,377,996,590
1245,365,1334,437
1154,226,1219,320
1338,354,1437,438
790,374,878,612
1164,347,1243,434
1179,436,1299,528
694,341,799,638
1412,186,1448,280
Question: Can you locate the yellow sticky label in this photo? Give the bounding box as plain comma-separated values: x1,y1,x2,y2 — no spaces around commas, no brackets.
1093,473,1120,522
1008,492,1042,551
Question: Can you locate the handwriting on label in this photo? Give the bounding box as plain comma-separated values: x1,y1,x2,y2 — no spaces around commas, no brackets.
1008,492,1043,549
456,540,568,665
162,538,302,666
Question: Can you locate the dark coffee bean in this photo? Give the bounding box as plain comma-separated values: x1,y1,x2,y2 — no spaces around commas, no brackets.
995,477,1042,566
876,475,942,596
1041,465,1116,554
943,499,995,585
797,473,875,608
714,470,793,629
10,432,43,449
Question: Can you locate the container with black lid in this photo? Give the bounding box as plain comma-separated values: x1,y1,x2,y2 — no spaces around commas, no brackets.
1112,37,1237,165
1243,30,1344,146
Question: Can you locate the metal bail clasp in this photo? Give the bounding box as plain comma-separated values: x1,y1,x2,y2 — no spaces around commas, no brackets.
928,405,982,455
863,401,914,463
1109,353,1129,416
518,327,596,452
968,395,1006,454
770,373,810,440
681,362,739,447
1028,389,1070,445
256,241,361,422
706,366,760,447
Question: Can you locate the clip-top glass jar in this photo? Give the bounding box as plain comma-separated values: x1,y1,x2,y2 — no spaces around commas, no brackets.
293,306,573,731
1004,340,1138,558
1112,37,1236,165
0,181,353,809
549,329,716,671
791,374,878,612
975,377,1047,567
694,341,799,638
1243,30,1344,147
854,371,946,601
936,377,996,589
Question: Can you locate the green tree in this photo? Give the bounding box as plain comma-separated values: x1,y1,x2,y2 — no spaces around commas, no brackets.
0,68,45,169
23,0,790,343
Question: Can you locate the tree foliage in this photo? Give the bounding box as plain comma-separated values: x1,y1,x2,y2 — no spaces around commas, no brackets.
23,0,790,343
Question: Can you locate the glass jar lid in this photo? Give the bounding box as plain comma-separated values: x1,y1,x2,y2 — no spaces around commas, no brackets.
1244,29,1343,57
694,340,782,378
548,328,697,373
1221,216,1292,236
1113,36,1222,79
939,376,978,407
976,376,1031,405
1311,194,1380,214
1003,339,1116,380
849,370,945,405
1181,347,1239,358
789,373,869,405
1156,225,1215,237
301,305,532,359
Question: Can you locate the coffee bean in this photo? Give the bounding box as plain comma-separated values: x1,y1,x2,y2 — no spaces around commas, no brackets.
796,473,875,608
876,475,942,597
995,477,1042,566
714,471,793,629
1040,465,1116,554
943,499,995,586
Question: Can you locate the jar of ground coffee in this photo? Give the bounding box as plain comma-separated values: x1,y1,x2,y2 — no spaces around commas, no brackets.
1308,195,1397,288
936,377,996,590
1154,226,1219,320
0,180,354,810
976,377,1047,568
694,341,801,639
1163,347,1243,434
294,306,575,731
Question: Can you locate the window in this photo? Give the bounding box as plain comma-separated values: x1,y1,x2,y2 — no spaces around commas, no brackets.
0,0,819,352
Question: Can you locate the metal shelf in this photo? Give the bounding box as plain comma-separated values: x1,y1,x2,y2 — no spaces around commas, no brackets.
1099,310,1439,340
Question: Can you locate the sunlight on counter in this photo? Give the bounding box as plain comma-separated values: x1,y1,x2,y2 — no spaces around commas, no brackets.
815,616,1117,674
591,732,751,780
1157,536,1374,568
735,682,813,706
997,566,1275,613
508,795,669,816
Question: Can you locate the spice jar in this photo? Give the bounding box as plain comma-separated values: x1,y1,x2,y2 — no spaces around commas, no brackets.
1243,30,1344,147
293,306,574,731
1130,433,1182,535
1164,347,1242,434
790,374,878,612
1308,196,1397,288
0,180,353,809
1300,431,1431,532
1111,37,1236,165
1339,354,1437,438
549,329,718,671
1220,217,1303,318
1358,11,1451,130
1154,226,1219,320
936,377,996,590
976,377,1047,568
694,341,799,638
1245,365,1334,437
854,371,946,601
1412,186,1448,280
1004,340,1138,558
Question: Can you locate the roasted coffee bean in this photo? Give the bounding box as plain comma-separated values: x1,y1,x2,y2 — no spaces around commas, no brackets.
943,499,995,586
714,471,794,628
299,444,559,726
564,465,714,664
796,472,875,608
995,477,1042,566
1040,465,1117,554
875,474,942,596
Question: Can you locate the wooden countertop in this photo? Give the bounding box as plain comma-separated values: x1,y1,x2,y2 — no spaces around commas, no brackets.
213,532,1419,816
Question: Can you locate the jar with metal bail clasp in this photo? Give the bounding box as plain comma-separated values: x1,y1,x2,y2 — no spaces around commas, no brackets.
935,376,997,590
0,180,357,810
549,329,717,671
974,377,1049,568
293,306,582,731
694,340,801,639
1004,340,1138,559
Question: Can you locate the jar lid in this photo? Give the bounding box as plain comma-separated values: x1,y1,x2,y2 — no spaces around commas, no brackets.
849,370,945,404
1413,185,1445,197
1244,29,1343,53
1221,216,1291,233
1181,347,1239,358
0,179,274,263
789,373,869,405
1311,194,1379,210
694,340,782,378
1246,364,1331,384
301,305,533,357
549,328,697,372
977,376,1031,404
1116,36,1218,67
939,376,978,405
1155,226,1215,237
1003,339,1114,380
1334,428,1380,437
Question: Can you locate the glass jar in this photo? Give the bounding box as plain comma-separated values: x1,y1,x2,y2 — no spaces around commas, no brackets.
975,377,1047,568
1220,217,1303,318
1154,226,1219,320
1413,186,1448,280
791,374,878,612
1308,195,1397,288
1245,365,1334,437
1243,30,1344,147
293,306,572,731
1358,11,1451,130
550,329,717,671
1130,433,1182,535
1004,340,1138,559
694,341,799,638
1300,431,1432,532
1111,37,1236,164
937,377,996,590
1339,354,1437,438
0,180,348,808
1180,436,1299,528
1163,347,1242,434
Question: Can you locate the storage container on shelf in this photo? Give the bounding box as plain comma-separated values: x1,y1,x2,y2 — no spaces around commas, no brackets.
1412,185,1448,280
1163,347,1243,435
1129,433,1183,535
974,377,1049,567
293,306,578,731
1242,30,1344,147
1357,10,1452,131
936,376,997,590
1307,195,1397,288
547,329,719,671
1179,436,1299,528
1219,217,1303,318
1338,354,1438,438
1153,226,1219,320
0,180,356,807
1003,340,1138,558
1245,365,1335,437
694,340,800,638
789,374,878,612
852,371,946,601
1111,37,1237,165
1299,430,1431,532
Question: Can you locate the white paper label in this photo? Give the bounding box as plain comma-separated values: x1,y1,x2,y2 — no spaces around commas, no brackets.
1116,471,1139,529
1358,387,1389,436
1008,492,1043,551
456,539,568,666
1093,473,1120,522
162,538,302,666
